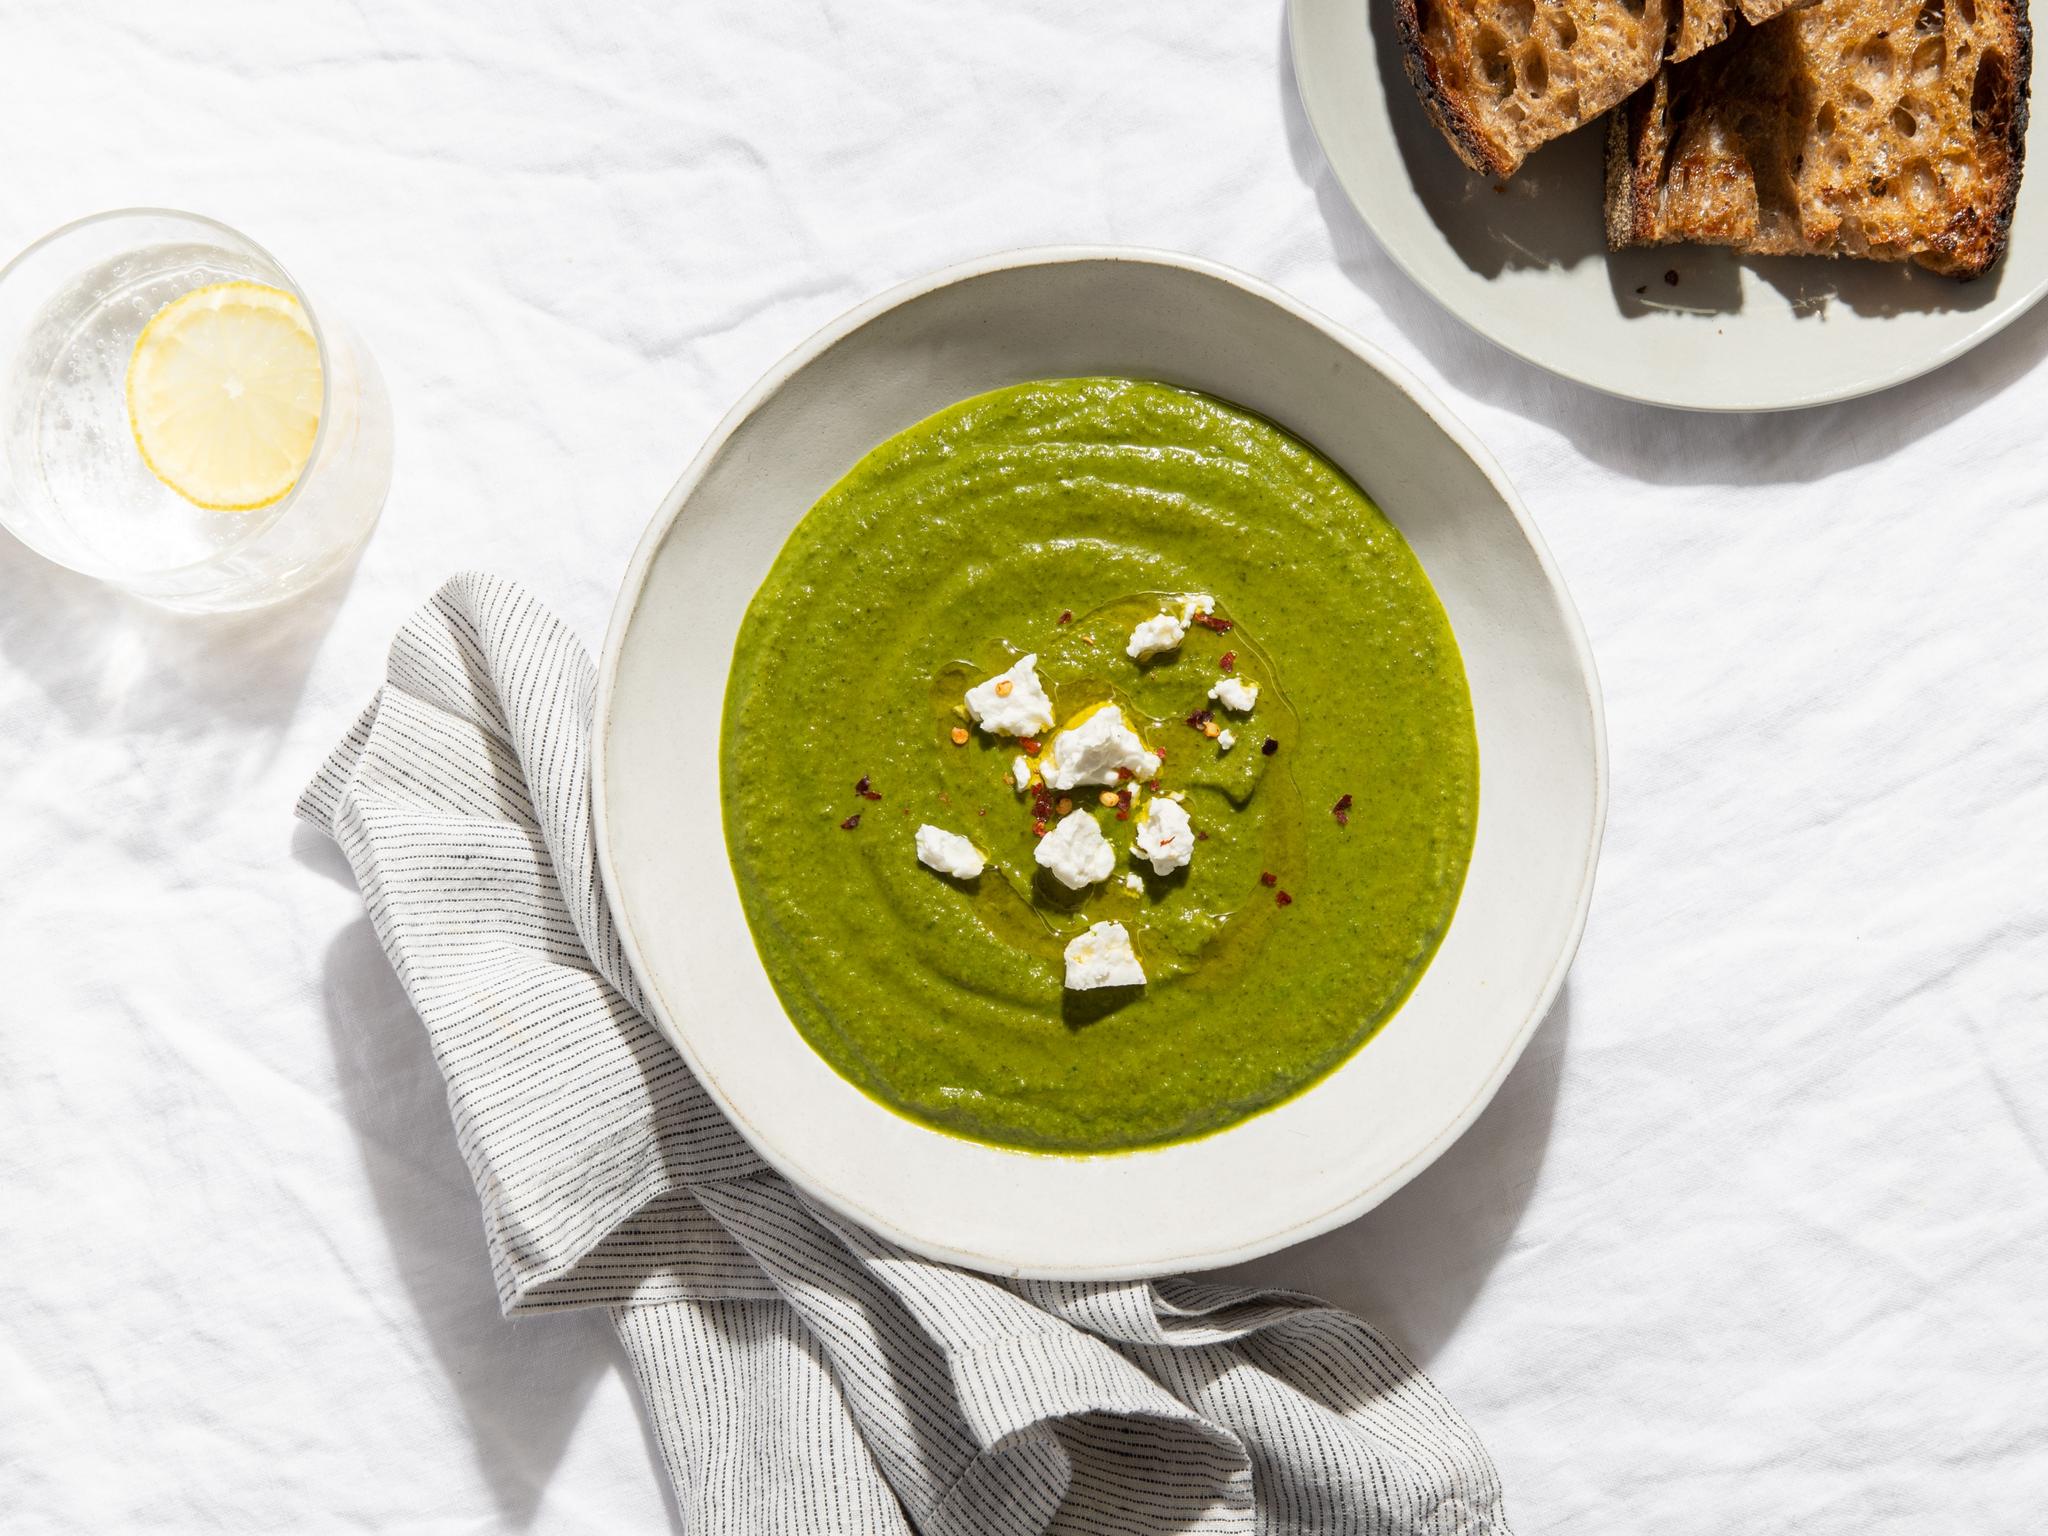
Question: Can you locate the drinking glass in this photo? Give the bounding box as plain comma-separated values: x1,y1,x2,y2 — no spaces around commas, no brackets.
0,209,392,612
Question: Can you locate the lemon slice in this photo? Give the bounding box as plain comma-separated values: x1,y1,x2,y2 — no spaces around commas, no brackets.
127,281,323,513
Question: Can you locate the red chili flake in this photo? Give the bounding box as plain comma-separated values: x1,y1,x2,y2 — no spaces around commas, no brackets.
1218,650,1237,672
1194,829,1210,842
1057,609,1073,625
1185,708,1214,732
977,807,987,816
1145,779,1162,794
1114,767,1135,783
1261,736,1279,756
839,813,862,831
1032,790,1056,819
1115,789,1133,810
853,775,882,802
1115,810,1130,822
1260,871,1277,887
1032,818,1049,837
1192,611,1234,633
1275,889,1294,907
1332,793,1353,828
1019,736,1042,756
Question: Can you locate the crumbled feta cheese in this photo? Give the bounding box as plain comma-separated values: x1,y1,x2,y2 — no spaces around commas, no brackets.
1133,797,1194,876
1033,809,1116,890
1010,755,1031,793
1208,676,1259,713
1217,729,1237,751
914,824,986,880
1126,611,1186,662
1063,920,1146,990
1123,872,1144,894
964,654,1056,737
1039,705,1160,792
1177,593,1216,624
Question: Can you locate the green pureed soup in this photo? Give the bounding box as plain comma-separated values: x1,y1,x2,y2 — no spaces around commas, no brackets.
721,378,1477,1153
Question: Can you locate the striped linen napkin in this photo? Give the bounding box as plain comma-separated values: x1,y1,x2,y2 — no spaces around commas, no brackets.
298,572,1511,1536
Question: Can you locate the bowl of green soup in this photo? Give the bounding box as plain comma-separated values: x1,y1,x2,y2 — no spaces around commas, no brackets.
594,248,1605,1278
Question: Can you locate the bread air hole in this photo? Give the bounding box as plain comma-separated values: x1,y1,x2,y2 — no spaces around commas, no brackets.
1520,43,1550,96
1914,0,1946,30
1892,104,1919,135
1814,103,1838,139
1972,49,2011,135
1499,0,1537,41
1476,23,1515,94
1845,85,1877,110
1854,39,1897,88
1910,35,1945,80
1552,13,1579,47
1905,158,1939,208
1956,0,1976,25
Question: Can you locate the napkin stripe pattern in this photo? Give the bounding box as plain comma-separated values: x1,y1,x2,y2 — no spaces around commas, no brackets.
300,572,1511,1535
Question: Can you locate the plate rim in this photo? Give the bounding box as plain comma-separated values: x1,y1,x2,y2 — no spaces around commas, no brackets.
592,244,1610,1278
1286,0,2048,413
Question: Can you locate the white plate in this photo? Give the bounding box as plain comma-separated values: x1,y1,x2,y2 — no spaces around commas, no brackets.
1289,0,2048,410
593,248,1606,1279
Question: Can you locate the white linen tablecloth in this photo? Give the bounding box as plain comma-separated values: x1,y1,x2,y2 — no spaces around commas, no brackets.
2,3,2044,1531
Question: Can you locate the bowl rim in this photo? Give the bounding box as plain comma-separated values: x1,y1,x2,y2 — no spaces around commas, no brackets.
592,244,1609,1277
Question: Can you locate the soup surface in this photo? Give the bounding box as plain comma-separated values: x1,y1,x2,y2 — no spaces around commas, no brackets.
721,378,1477,1152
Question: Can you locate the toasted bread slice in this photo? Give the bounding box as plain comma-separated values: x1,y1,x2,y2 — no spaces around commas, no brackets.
1607,0,2032,275
1673,0,1818,62
1396,0,1676,177
1672,0,1745,60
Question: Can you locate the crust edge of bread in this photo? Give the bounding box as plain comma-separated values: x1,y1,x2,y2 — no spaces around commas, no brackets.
1602,86,1655,252
1972,3,2035,278
1393,0,1526,179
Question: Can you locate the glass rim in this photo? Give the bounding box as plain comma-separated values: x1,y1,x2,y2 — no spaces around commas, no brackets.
0,206,336,583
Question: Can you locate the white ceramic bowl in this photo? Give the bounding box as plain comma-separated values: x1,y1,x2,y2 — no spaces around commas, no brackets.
1289,0,2048,410
594,249,1606,1279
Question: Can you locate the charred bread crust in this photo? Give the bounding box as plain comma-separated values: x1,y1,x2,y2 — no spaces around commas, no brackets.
1972,0,2032,277
1392,0,1521,177
1915,0,2030,275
